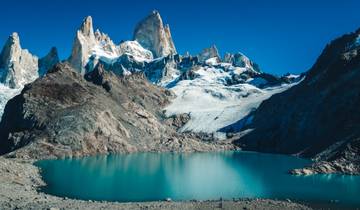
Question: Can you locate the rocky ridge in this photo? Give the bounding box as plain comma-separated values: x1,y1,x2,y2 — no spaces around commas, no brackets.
236,28,360,175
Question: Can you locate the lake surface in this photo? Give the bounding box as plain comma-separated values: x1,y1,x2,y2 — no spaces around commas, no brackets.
36,151,360,207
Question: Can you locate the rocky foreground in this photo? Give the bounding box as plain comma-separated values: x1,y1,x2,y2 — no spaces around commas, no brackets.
0,157,312,210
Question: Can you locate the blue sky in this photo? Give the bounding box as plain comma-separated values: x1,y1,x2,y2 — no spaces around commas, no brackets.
0,0,360,75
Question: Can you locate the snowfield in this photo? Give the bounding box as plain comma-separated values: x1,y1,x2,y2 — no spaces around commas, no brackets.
164,65,300,137
0,84,22,117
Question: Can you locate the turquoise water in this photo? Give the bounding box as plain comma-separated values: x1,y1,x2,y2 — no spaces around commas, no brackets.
36,151,360,207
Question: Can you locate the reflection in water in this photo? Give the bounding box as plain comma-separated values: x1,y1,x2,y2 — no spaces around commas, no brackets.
36,151,360,207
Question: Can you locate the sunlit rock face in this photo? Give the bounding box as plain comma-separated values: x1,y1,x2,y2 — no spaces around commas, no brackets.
68,16,96,74
68,16,120,74
133,10,177,58
0,32,39,89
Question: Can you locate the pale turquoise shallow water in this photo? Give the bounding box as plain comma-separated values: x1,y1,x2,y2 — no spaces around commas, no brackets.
35,151,360,207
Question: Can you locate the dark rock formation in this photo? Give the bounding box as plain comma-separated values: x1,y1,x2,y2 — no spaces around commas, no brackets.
198,45,221,63
38,47,59,76
84,63,112,92
0,63,234,159
236,29,360,174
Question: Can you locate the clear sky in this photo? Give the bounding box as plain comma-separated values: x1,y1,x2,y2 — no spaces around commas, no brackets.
0,0,360,75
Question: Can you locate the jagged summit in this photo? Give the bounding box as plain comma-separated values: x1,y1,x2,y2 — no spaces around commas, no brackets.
0,32,21,66
224,52,261,72
0,32,39,88
38,47,59,76
133,10,177,58
68,16,97,74
198,45,221,63
80,16,95,39
68,15,120,74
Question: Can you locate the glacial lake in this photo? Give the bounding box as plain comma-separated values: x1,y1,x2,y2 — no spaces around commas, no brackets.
35,151,360,207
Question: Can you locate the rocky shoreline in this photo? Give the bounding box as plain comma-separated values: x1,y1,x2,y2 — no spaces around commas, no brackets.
0,156,314,210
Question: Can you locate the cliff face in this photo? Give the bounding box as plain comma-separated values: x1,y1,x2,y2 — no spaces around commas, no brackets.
236,29,360,174
133,10,177,58
0,33,39,89
0,63,234,159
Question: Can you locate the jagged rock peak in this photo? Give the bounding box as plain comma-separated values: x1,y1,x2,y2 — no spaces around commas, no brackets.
8,32,20,45
47,47,58,58
38,47,60,76
133,10,177,58
0,33,21,64
0,32,39,88
68,16,122,74
80,16,95,39
198,45,221,63
224,52,261,72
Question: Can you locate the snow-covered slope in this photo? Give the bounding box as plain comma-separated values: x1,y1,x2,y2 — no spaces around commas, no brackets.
164,64,301,138
0,84,22,117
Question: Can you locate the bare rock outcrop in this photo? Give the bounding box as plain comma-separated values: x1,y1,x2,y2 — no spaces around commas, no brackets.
198,45,221,63
38,47,59,76
134,10,177,58
0,33,39,88
68,16,97,74
68,16,120,74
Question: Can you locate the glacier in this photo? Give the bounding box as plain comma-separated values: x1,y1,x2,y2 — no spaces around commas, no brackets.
163,62,300,137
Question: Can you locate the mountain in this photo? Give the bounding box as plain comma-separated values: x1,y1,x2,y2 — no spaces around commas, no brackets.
134,10,176,58
198,45,221,63
224,52,261,73
0,32,38,89
0,11,298,160
236,29,360,175
0,63,234,158
68,16,121,74
0,33,59,116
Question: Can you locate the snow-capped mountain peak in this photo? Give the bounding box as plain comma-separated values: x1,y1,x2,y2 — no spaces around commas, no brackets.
224,52,261,73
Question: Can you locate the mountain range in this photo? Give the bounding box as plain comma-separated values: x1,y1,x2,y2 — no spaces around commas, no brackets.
0,10,358,175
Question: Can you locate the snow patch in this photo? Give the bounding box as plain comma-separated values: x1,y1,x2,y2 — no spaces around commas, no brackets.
0,84,22,117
